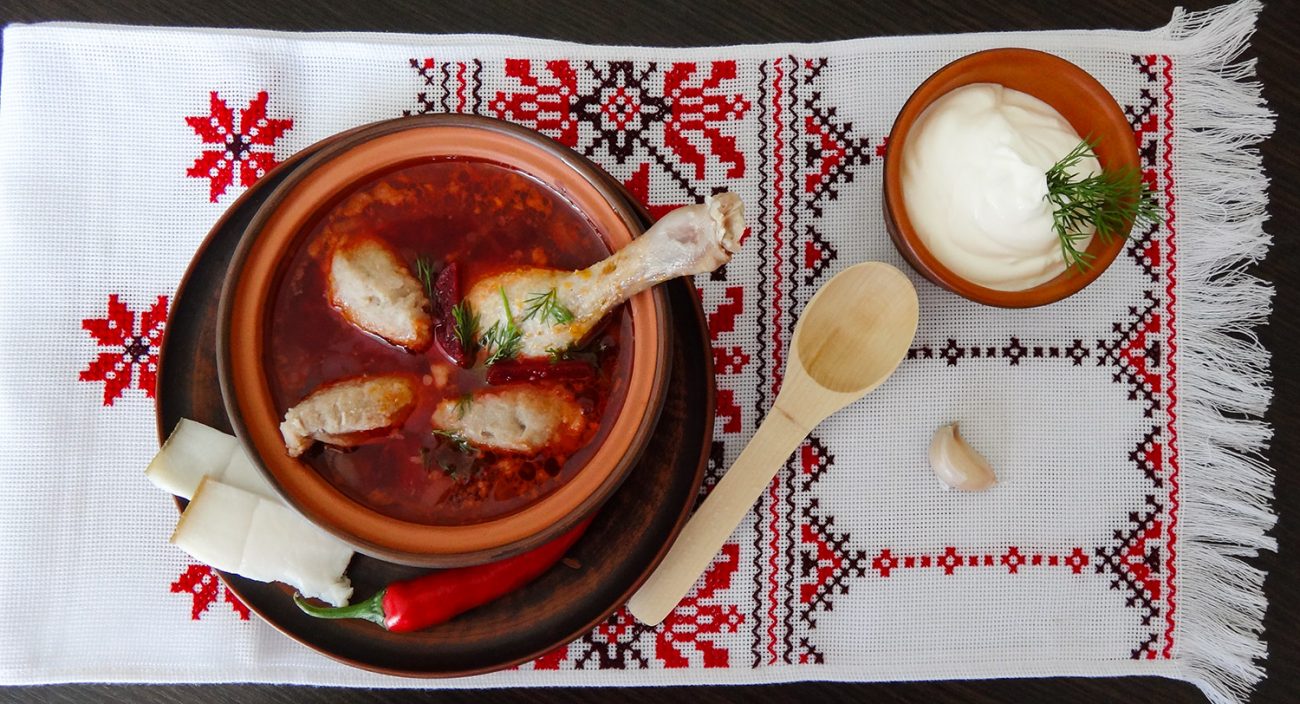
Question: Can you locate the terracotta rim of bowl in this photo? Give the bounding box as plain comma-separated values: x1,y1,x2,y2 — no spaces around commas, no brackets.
217,114,670,567
883,48,1140,308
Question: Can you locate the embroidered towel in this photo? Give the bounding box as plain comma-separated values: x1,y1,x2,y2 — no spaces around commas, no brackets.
0,2,1274,702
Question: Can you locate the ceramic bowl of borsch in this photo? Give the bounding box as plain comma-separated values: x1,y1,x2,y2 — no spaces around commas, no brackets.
217,115,744,567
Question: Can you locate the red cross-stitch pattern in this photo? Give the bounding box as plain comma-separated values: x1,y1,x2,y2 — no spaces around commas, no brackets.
489,59,748,203
185,91,294,202
170,564,250,621
78,294,167,405
491,59,580,146
868,547,1091,577
529,544,743,671
655,543,743,667
661,62,749,180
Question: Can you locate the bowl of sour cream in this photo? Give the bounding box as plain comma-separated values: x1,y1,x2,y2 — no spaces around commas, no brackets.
883,48,1142,307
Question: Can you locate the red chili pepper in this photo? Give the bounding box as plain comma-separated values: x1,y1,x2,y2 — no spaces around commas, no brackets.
294,517,592,633
486,358,595,385
432,262,472,368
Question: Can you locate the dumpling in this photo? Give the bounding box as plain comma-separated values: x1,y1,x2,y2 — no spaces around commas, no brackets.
431,385,587,454
327,235,433,351
280,374,418,457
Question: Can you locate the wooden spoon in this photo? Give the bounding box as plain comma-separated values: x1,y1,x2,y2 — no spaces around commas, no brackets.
626,262,919,625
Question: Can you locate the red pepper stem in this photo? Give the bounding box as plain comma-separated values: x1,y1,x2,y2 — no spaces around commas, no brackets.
293,589,389,629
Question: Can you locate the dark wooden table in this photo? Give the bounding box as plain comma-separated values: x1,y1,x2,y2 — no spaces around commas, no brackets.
1,0,1294,702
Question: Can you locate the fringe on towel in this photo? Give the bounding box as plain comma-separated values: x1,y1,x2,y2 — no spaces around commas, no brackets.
1162,2,1276,703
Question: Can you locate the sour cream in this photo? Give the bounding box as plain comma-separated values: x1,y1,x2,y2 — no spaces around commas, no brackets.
901,83,1100,291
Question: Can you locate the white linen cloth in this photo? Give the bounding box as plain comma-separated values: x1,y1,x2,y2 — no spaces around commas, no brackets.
0,3,1274,702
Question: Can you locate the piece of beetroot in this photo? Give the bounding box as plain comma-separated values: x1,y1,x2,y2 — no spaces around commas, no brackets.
486,358,596,386
432,262,471,367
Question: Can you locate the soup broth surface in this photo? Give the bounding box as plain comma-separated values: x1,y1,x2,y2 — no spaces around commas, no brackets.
267,158,631,525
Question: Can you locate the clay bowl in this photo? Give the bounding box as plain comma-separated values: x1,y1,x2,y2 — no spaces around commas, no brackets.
883,48,1140,308
217,114,670,567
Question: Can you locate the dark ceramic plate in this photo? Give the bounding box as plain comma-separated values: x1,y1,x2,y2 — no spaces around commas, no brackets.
154,131,714,676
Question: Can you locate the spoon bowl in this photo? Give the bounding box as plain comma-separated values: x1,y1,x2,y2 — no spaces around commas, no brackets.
789,262,922,406
627,262,919,625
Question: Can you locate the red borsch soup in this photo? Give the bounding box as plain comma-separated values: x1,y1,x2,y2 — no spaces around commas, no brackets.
266,158,632,526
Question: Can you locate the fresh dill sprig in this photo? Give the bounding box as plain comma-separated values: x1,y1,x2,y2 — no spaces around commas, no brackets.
522,288,575,326
545,345,571,364
480,322,521,366
426,430,481,482
480,285,522,365
414,256,436,301
451,300,479,354
453,393,474,419
432,428,477,455
439,460,461,481
546,343,600,366
1045,138,1159,271
421,444,467,481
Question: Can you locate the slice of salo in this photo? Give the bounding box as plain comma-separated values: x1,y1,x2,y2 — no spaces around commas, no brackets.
146,418,280,502
219,444,279,501
145,419,239,500
169,478,258,572
171,477,354,606
240,500,354,606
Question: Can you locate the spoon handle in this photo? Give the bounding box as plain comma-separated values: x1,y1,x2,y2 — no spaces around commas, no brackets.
626,405,809,625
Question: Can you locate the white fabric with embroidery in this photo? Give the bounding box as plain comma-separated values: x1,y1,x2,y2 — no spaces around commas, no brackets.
0,3,1273,703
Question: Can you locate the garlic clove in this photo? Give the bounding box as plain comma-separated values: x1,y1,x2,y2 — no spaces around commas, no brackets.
929,423,997,491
